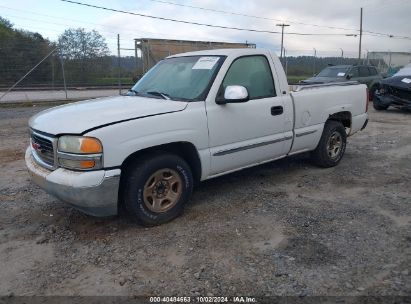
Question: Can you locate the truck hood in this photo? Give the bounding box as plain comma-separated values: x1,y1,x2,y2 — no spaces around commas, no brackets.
29,95,188,135
381,75,411,91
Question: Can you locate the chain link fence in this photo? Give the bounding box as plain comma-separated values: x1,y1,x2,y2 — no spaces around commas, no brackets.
1,35,409,103
368,51,411,76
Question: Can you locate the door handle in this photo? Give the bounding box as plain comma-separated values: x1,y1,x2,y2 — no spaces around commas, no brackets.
271,106,283,116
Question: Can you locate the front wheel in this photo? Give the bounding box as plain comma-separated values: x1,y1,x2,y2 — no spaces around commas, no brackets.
123,153,193,226
311,121,347,168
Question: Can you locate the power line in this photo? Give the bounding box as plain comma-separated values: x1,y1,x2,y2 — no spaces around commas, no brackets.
0,12,170,46
0,11,258,46
0,11,274,57
148,0,411,39
59,0,280,34
148,0,360,32
0,7,160,38
59,0,358,36
3,1,410,44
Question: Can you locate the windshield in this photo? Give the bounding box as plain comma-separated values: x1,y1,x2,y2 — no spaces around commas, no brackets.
129,55,224,101
317,67,349,77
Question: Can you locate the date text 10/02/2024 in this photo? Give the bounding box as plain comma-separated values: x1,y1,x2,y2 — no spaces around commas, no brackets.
149,296,257,303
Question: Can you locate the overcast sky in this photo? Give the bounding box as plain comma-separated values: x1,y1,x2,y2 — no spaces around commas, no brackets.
1,0,410,58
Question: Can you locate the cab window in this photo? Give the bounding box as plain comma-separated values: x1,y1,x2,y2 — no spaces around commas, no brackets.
368,67,378,75
359,66,370,77
350,67,359,77
221,55,276,99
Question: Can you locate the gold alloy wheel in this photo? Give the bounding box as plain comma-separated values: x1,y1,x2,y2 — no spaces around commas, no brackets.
327,131,342,159
143,168,183,213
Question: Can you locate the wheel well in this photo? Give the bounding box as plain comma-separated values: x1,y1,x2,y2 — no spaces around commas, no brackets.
370,81,381,90
120,142,202,185
117,142,202,214
328,111,352,129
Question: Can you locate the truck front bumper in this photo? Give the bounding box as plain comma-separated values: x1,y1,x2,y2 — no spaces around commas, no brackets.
25,148,120,217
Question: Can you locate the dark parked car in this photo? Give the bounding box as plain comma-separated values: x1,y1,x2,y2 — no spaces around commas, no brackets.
373,63,411,111
302,65,382,96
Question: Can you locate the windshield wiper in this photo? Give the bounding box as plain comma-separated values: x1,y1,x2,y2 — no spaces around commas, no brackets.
146,91,171,100
127,89,140,96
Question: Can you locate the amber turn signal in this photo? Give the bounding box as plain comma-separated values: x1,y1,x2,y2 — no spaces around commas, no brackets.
79,160,96,169
80,138,102,154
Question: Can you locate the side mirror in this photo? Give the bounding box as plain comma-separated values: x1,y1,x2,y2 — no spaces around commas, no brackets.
346,74,352,80
217,85,249,104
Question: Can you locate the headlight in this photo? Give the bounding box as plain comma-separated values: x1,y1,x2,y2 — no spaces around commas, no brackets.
57,136,103,170
58,136,102,154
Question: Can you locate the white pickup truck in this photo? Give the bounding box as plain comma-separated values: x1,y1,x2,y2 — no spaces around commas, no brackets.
26,49,368,226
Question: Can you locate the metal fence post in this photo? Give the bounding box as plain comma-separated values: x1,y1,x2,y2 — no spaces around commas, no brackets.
134,39,138,79
59,51,68,100
51,55,55,91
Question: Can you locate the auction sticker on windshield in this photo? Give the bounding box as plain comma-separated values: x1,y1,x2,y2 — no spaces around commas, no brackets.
192,57,219,70
337,72,346,76
401,78,411,84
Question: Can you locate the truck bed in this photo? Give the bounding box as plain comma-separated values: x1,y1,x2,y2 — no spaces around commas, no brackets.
289,81,360,92
285,81,368,155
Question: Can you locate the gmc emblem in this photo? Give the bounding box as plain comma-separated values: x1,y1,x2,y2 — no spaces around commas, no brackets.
32,141,44,153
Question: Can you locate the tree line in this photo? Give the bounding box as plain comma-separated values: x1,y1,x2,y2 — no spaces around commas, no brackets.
0,17,139,88
1,16,386,88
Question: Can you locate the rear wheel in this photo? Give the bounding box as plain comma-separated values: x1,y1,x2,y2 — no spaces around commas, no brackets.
123,153,193,226
311,121,347,168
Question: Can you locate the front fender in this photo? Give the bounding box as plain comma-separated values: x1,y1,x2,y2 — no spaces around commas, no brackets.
85,102,210,172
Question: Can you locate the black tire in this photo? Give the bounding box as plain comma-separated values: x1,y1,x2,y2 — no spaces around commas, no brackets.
373,99,389,111
123,152,193,226
369,84,379,101
311,121,347,168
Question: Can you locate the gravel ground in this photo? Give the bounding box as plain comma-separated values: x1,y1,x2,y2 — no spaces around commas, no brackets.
0,105,410,297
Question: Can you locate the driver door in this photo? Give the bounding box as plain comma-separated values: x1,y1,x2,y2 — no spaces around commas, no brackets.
206,55,287,176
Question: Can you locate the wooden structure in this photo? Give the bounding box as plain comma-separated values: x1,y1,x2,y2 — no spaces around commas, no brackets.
134,38,256,75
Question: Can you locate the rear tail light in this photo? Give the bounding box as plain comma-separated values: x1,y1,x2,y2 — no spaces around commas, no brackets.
366,88,369,112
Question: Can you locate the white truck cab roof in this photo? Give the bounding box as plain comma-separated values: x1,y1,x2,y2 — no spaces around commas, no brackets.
168,48,274,58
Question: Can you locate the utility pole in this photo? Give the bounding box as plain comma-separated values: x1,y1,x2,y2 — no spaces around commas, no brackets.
117,34,121,95
358,7,363,62
276,23,290,63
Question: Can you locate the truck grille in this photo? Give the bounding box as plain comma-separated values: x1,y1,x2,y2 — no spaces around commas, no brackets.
30,131,55,168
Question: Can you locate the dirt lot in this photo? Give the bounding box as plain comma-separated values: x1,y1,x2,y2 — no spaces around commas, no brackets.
0,105,410,297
